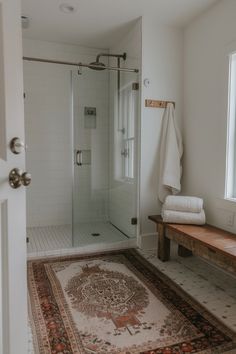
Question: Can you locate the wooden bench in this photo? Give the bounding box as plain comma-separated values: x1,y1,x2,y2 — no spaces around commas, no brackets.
148,215,236,275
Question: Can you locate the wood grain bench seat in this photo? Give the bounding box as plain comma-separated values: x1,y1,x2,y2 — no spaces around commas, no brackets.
148,215,236,275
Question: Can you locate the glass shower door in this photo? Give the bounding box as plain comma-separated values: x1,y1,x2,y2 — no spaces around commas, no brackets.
72,68,110,247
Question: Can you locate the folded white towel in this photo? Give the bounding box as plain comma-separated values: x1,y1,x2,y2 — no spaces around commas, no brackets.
161,209,206,225
163,196,203,213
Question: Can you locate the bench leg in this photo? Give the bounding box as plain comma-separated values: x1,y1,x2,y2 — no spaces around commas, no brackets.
178,245,193,257
158,224,170,261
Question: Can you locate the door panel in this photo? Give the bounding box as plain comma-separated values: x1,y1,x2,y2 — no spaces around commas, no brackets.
0,1,27,353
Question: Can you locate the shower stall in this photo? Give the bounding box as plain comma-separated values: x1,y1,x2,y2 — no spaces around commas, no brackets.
24,52,140,254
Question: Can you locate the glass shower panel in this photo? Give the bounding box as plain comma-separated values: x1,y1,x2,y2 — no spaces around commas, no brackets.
109,70,139,238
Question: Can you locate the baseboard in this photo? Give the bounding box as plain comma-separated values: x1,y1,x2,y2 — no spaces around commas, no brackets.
139,233,158,250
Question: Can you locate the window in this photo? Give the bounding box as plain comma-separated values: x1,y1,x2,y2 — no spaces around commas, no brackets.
113,81,138,182
120,85,136,180
226,52,236,199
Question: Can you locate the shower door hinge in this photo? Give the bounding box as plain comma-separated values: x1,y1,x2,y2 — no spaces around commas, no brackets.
131,217,138,225
132,83,139,91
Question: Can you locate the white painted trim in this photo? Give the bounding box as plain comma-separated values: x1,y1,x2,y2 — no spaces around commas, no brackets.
139,232,158,250
225,52,236,199
0,4,6,162
27,238,138,260
0,200,9,354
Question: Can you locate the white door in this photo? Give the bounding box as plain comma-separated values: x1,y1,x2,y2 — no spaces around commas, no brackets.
0,1,27,353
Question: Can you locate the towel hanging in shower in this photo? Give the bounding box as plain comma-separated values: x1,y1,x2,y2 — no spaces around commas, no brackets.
157,103,183,203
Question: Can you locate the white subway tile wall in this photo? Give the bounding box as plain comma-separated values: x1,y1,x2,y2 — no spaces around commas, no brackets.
24,62,73,227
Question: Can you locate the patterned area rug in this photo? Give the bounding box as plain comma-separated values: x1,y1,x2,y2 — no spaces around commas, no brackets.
28,249,236,353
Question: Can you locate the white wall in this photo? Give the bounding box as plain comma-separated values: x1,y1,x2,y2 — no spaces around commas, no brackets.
140,17,183,247
23,39,109,227
183,0,236,232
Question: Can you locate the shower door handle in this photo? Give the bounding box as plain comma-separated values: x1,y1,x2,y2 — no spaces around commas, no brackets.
75,149,91,166
76,150,82,166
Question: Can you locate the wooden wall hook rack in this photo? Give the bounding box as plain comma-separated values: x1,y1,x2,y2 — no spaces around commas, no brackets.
145,99,175,109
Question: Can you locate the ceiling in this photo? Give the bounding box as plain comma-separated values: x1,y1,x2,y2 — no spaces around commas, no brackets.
21,0,218,49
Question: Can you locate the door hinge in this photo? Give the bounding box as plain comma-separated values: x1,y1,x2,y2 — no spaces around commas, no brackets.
131,217,138,225
132,83,139,91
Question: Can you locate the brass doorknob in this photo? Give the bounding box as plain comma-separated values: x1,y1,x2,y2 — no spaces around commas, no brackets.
22,172,32,186
9,168,31,189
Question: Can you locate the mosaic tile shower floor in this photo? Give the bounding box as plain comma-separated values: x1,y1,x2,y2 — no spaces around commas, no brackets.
27,223,128,257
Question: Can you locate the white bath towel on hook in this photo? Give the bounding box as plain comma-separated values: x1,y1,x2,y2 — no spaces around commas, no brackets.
158,103,183,203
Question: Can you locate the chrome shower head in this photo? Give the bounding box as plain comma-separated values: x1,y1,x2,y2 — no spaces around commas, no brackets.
89,61,106,71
